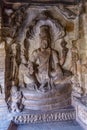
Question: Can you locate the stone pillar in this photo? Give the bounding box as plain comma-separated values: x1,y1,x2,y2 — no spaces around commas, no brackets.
80,11,87,95
0,43,5,84
0,24,10,129
73,3,87,128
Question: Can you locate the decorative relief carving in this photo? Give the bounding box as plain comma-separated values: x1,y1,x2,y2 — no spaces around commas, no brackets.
70,40,83,97
71,40,79,75
22,61,39,90
60,39,68,66
71,75,83,97
17,24,72,95
7,81,24,113
57,4,77,20
80,96,87,107
1,2,87,128
78,105,87,125
1,4,83,113
82,57,87,74
10,43,19,82
13,109,76,124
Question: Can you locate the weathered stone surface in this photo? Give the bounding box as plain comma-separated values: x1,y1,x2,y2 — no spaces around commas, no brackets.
0,1,87,130
17,121,84,130
3,5,77,113
72,97,87,129
22,84,71,110
13,107,76,124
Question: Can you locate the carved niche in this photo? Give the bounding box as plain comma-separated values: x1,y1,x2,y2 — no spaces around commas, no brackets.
1,3,83,113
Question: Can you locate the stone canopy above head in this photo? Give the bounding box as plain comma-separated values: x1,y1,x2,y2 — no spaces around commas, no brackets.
30,18,65,42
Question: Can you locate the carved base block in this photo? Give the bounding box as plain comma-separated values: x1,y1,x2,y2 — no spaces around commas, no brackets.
22,84,71,111
78,105,87,126
73,97,87,126
13,107,76,124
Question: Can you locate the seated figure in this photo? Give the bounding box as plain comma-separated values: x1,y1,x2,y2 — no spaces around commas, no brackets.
31,25,64,91
16,25,72,111
19,25,72,93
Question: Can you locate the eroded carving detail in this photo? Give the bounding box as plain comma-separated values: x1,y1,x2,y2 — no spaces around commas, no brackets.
19,25,72,93
31,25,64,92
78,105,87,125
82,57,87,74
71,41,79,75
60,39,68,66
7,82,24,113
2,5,81,113
58,4,77,20
13,109,76,124
71,75,83,97
23,61,38,90
70,40,83,97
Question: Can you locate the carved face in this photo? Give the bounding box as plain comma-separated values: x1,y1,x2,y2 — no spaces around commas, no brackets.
40,39,49,49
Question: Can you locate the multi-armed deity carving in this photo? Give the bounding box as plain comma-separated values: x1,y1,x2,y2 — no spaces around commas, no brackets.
7,23,73,112
18,25,72,93
2,4,84,112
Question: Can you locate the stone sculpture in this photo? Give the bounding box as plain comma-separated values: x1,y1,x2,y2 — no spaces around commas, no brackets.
3,5,79,112
70,41,83,97
58,4,76,19
71,41,79,75
80,96,87,107
1,2,87,127
7,82,24,113
23,61,38,90
10,43,18,81
15,24,72,93
71,75,83,97
60,39,68,65
31,25,70,92
82,57,87,74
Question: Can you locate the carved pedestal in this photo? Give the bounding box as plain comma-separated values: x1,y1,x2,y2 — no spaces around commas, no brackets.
72,97,87,129
13,107,76,124
22,84,71,111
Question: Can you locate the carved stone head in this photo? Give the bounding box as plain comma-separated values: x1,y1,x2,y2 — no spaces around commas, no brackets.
39,25,50,37
39,25,51,38
39,25,51,49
